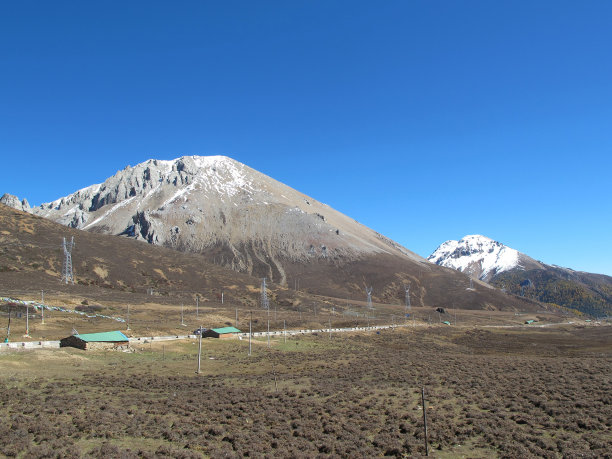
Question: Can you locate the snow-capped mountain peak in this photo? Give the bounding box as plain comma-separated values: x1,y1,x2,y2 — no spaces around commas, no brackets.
17,155,423,285
428,235,527,281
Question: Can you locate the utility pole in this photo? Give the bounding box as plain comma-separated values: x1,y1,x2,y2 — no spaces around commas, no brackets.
41,290,45,325
248,311,252,356
196,326,202,374
25,303,29,337
422,387,429,456
196,295,199,319
329,317,332,340
267,320,270,347
6,306,11,342
181,303,185,326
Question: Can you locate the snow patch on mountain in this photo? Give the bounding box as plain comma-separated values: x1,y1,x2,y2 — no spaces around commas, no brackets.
428,235,522,281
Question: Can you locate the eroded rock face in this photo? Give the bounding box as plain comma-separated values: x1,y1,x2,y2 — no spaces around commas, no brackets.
27,155,424,284
0,193,30,212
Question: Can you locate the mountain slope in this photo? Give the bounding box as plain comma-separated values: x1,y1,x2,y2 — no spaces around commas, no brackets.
3,156,550,312
1,203,546,313
28,156,420,286
429,235,612,316
0,202,264,307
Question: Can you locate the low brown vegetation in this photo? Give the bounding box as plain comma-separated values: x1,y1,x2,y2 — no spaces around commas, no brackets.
0,325,610,458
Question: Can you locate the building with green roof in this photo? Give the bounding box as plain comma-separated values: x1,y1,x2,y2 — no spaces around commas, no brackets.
202,327,241,339
60,331,129,350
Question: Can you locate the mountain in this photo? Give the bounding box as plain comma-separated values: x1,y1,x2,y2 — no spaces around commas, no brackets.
429,235,612,317
26,156,420,286
428,235,543,282
3,156,547,312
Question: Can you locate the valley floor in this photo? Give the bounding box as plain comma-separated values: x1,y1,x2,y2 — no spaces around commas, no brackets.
0,325,610,458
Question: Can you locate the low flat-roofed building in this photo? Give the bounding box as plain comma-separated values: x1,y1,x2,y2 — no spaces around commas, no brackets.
202,327,241,339
60,331,129,350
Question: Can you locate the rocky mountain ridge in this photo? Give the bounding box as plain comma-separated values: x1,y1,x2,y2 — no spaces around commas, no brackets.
0,193,30,212
6,156,422,286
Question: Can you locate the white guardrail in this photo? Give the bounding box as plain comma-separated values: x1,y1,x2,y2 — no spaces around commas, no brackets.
0,340,60,349
239,323,403,338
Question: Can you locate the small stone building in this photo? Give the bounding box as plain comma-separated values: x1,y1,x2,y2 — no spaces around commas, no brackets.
60,331,130,350
202,327,241,339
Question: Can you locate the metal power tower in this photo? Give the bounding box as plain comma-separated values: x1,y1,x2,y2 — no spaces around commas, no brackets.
366,286,373,309
261,278,270,310
405,284,411,315
61,236,75,284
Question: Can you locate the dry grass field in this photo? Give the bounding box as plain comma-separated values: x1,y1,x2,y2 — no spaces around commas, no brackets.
0,293,562,341
1,324,610,458
1,205,609,457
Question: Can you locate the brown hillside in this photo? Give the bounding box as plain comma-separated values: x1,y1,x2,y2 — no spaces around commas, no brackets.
1,204,546,316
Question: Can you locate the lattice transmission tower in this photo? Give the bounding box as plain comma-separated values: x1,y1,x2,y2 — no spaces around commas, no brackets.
366,286,373,309
61,236,75,284
405,284,411,315
261,278,269,310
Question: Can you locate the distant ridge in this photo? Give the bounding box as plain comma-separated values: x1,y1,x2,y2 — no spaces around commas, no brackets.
429,235,612,317
428,235,542,282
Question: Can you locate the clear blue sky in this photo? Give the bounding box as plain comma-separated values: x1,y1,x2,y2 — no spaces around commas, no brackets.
1,1,611,275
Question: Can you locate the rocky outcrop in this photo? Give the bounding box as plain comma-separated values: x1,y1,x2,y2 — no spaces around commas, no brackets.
0,193,30,212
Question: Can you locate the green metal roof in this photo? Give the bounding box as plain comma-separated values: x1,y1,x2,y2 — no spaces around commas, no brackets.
75,331,129,342
211,327,241,334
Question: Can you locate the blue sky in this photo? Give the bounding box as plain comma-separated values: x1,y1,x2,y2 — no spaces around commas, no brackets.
1,1,611,275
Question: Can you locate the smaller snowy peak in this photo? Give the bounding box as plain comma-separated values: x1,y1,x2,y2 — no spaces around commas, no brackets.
428,235,522,281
